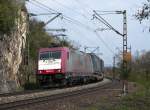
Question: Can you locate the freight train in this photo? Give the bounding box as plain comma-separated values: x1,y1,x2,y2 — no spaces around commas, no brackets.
37,47,104,86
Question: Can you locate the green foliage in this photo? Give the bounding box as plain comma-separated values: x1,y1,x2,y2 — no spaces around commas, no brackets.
135,0,150,22
0,0,20,35
28,19,72,60
114,88,150,110
108,51,150,110
116,51,150,110
135,0,150,31
130,51,150,85
28,19,52,60
119,64,130,80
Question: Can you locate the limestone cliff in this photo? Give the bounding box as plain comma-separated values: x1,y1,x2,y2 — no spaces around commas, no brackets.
0,7,28,93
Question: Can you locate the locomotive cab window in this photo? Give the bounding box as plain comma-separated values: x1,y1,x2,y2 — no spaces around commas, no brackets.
40,52,49,60
50,51,61,59
39,51,61,60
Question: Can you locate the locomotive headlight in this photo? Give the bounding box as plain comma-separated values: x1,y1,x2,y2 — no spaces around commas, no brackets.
57,69,61,72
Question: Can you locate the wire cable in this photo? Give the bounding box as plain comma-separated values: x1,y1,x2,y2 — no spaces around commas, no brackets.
94,31,115,54
62,18,96,45
27,0,116,55
93,10,123,36
28,0,94,32
32,0,58,13
51,0,88,19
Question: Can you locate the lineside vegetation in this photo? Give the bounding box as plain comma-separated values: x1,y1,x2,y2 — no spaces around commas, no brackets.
0,0,20,35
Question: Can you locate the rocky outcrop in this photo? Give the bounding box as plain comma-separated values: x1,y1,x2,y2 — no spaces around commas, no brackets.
0,8,28,93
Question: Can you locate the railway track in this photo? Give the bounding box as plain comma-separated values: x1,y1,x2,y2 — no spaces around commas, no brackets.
0,79,110,98
0,78,117,110
0,89,45,97
0,84,86,98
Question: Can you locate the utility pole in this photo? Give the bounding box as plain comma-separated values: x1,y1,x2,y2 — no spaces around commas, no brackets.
113,56,116,81
122,10,128,95
93,10,131,95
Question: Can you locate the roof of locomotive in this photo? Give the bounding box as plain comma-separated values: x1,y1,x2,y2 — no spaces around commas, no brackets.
39,47,69,52
39,47,102,59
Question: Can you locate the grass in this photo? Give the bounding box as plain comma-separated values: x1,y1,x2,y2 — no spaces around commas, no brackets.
87,90,150,110
111,72,150,110
86,72,150,110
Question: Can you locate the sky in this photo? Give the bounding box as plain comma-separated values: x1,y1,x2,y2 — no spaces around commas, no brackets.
26,0,150,66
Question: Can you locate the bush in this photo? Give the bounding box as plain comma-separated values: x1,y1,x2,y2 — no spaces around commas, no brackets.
23,82,40,90
0,0,19,35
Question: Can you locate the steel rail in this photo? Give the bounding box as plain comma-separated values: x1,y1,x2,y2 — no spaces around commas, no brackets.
0,80,118,110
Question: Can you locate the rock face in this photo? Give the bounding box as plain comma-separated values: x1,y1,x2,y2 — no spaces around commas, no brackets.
0,8,28,93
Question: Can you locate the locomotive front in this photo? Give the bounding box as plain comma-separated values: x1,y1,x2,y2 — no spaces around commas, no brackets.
37,47,68,86
38,50,61,74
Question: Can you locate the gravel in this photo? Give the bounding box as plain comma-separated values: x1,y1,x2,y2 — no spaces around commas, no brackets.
0,78,111,104
16,81,138,110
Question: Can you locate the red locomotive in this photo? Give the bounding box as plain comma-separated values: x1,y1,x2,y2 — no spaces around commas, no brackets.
37,47,104,86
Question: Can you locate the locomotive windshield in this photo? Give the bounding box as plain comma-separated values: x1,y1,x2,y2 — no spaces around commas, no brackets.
40,51,61,60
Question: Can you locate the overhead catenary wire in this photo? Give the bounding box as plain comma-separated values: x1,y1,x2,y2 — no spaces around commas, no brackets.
63,17,115,54
26,1,40,15
27,1,53,13
51,0,105,38
95,13,121,15
32,0,58,13
28,0,97,39
62,18,96,46
50,0,88,19
74,0,97,25
28,0,98,47
51,0,117,53
75,0,119,46
74,0,93,13
73,0,99,27
27,0,58,20
63,16,94,31
73,0,118,52
27,0,115,55
28,0,94,31
93,10,123,36
94,31,115,54
95,10,121,13
93,11,117,30
29,0,97,33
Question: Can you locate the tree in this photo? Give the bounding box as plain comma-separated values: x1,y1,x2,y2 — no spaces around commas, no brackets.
135,0,150,31
28,19,73,60
0,0,19,35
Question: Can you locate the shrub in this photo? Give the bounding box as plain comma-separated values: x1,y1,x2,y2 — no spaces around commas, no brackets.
0,0,19,35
